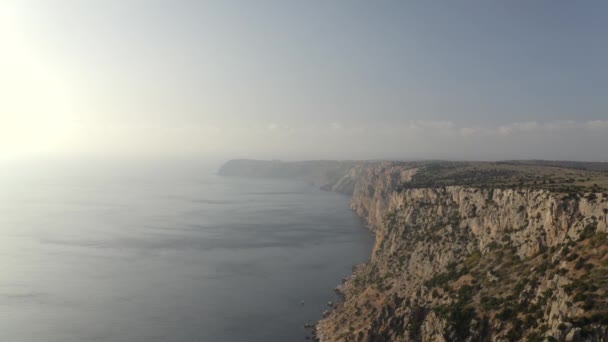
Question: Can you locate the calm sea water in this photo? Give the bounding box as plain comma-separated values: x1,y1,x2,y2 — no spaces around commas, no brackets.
0,161,373,342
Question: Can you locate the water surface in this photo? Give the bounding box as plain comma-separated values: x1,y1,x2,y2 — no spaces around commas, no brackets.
0,161,373,341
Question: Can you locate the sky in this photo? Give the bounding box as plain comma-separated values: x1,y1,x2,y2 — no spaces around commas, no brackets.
1,0,607,162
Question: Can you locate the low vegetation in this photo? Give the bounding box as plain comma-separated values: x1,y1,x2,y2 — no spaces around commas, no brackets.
396,161,608,193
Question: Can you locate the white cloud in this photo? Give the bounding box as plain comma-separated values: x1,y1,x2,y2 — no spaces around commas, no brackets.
267,123,290,131
4,118,608,162
330,122,343,130
584,120,608,131
459,127,483,137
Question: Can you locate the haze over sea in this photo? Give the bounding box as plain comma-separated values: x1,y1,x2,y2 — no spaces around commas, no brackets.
0,160,373,342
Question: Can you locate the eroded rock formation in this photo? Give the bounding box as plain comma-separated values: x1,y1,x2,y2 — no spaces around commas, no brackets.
220,159,608,341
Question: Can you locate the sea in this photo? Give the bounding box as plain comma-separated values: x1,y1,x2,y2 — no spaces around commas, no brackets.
0,160,373,342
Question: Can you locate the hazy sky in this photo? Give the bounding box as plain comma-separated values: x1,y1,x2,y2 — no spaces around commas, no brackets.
1,1,607,162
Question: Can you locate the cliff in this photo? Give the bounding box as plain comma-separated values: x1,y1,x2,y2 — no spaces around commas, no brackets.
318,162,608,342
219,160,608,341
218,159,370,195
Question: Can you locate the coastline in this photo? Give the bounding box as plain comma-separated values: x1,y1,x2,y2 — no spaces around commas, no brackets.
220,159,608,341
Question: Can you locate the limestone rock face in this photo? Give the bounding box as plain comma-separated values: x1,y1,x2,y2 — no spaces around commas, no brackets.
317,163,608,342
350,162,418,232
218,159,608,341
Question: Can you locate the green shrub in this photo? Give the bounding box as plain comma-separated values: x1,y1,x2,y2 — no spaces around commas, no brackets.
574,258,586,270
496,307,515,321
579,222,598,241
565,253,579,262
581,298,594,311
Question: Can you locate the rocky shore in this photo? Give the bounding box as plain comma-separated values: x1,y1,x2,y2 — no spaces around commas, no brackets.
220,159,608,341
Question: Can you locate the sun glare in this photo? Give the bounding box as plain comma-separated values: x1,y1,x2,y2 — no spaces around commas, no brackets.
0,3,75,160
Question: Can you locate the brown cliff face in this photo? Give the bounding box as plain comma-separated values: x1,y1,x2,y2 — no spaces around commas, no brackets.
317,163,608,342
218,159,608,341
350,162,418,231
